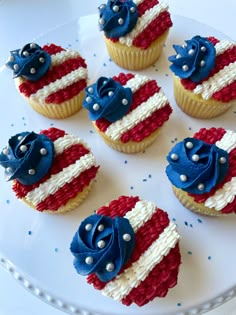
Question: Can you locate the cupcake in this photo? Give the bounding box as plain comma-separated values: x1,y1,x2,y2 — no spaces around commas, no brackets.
6,43,88,119
98,0,172,70
83,72,172,153
70,195,181,306
168,36,236,118
0,127,99,213
166,127,236,216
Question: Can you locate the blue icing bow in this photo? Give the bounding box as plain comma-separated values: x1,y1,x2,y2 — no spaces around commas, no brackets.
168,36,216,83
70,214,135,282
166,138,229,194
0,132,54,185
6,43,51,81
98,0,138,38
83,76,132,122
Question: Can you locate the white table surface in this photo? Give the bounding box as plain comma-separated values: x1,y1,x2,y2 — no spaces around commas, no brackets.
0,0,235,314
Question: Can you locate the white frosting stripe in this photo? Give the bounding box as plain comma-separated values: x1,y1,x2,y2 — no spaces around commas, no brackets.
53,134,86,156
105,90,169,140
193,61,236,100
124,74,150,93
119,2,169,47
102,222,179,301
205,177,236,211
215,40,236,56
124,200,157,232
133,0,145,6
215,130,236,152
51,50,82,67
29,67,88,104
25,153,96,205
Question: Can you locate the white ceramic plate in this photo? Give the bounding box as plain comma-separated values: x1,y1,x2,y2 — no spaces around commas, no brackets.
0,14,235,315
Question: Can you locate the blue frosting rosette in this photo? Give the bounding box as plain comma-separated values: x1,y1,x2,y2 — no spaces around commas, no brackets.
168,36,216,83
166,138,229,194
0,132,54,185
98,0,138,38
83,76,132,122
6,43,51,81
70,214,135,282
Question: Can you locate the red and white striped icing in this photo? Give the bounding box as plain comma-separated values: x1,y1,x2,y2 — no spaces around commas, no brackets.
16,44,88,105
110,0,172,49
87,196,181,306
189,128,236,214
12,128,99,212
95,73,172,143
181,38,236,103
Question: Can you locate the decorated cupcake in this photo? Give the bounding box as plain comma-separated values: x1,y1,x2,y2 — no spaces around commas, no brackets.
70,195,181,306
6,43,88,119
0,128,99,213
98,0,172,70
168,35,236,118
166,127,236,216
83,72,172,153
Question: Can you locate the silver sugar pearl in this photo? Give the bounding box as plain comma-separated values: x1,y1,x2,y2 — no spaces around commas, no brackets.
20,145,27,152
99,4,106,10
198,183,205,191
30,43,36,49
106,262,115,272
8,56,14,62
185,141,193,149
182,64,189,72
176,54,181,59
180,174,187,182
17,136,23,141
123,233,131,242
188,49,195,56
93,103,100,111
200,60,206,67
13,64,19,71
97,240,106,249
88,87,94,93
108,91,114,97
130,7,136,13
118,18,124,25
39,57,45,63
98,224,104,232
122,98,128,105
6,167,13,173
219,157,227,164
3,148,9,155
85,256,93,265
28,169,36,175
30,67,36,74
86,96,92,103
99,18,105,25
113,5,119,12
23,51,29,57
85,223,92,231
103,80,107,85
201,46,207,52
192,154,200,162
171,153,178,161
40,148,47,155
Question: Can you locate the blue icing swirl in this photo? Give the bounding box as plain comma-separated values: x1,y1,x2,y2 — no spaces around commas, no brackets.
5,43,51,81
98,0,138,38
168,36,216,83
166,138,229,194
83,76,132,122
70,214,135,282
0,132,54,185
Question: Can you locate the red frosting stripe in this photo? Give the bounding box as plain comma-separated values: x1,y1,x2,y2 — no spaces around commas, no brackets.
122,244,181,306
42,43,65,55
187,128,236,214
45,79,87,104
133,11,172,49
87,196,179,303
137,0,159,16
40,127,66,141
212,80,236,102
36,166,99,211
